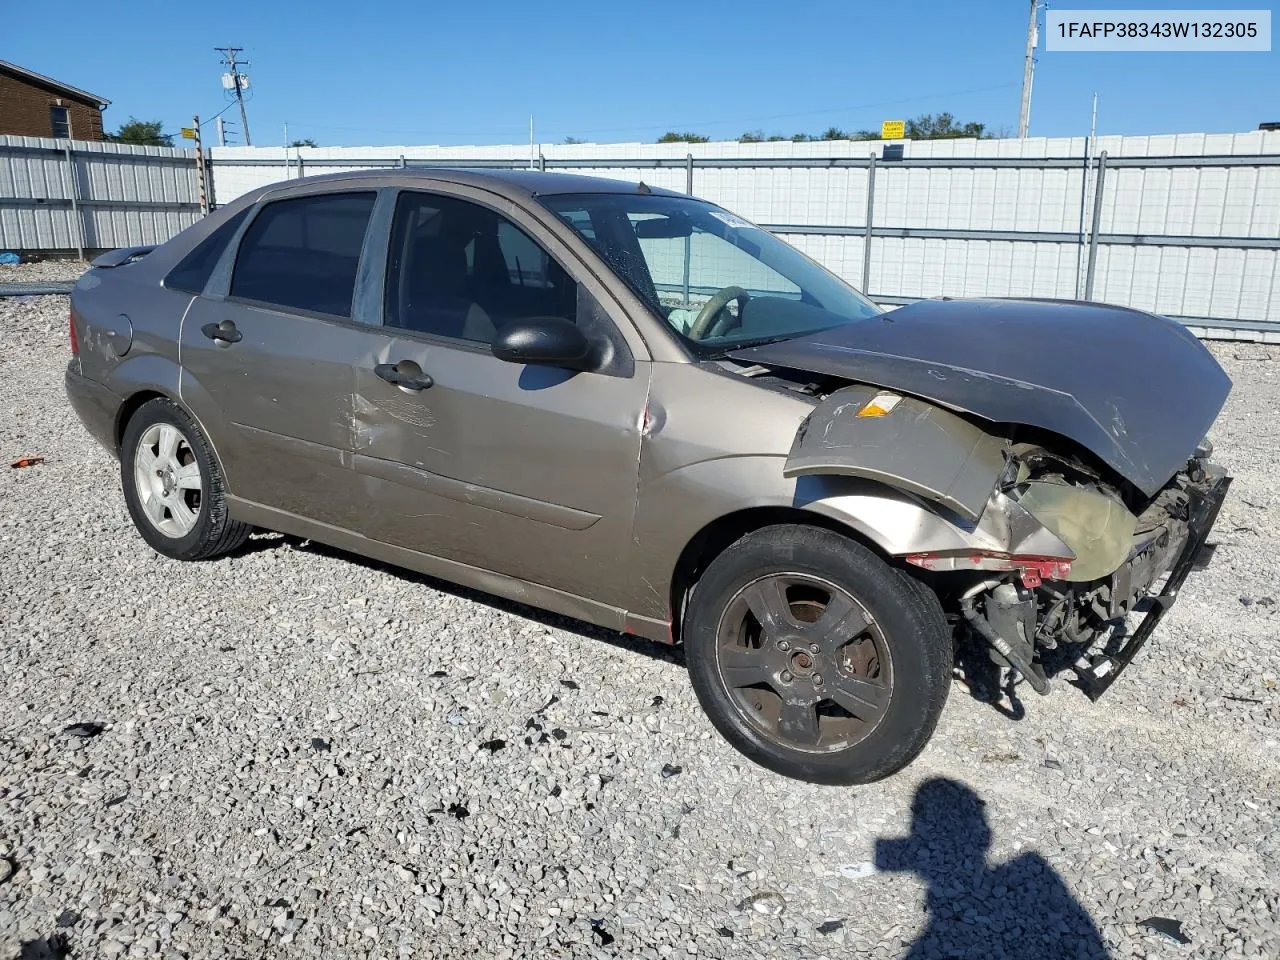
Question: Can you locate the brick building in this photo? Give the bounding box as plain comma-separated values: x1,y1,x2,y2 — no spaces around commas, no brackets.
0,60,109,141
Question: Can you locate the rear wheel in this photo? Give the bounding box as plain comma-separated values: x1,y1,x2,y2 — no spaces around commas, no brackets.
683,524,951,784
120,398,250,561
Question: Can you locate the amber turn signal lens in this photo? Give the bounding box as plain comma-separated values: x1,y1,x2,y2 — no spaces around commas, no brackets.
856,391,902,418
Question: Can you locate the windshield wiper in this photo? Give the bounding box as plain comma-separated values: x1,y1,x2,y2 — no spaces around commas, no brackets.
706,333,800,358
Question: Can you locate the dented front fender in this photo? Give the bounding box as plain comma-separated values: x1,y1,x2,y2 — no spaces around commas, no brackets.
784,384,1008,521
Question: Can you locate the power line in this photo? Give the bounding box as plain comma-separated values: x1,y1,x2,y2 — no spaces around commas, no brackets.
215,47,253,146
199,100,239,127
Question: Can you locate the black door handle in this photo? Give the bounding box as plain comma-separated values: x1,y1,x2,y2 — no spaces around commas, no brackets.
201,321,242,344
375,362,434,391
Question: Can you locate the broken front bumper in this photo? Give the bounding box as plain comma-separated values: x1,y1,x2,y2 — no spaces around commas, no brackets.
1075,473,1231,700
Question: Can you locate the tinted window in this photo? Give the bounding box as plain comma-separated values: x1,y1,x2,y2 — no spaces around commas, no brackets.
385,192,577,343
231,192,376,318
164,208,251,294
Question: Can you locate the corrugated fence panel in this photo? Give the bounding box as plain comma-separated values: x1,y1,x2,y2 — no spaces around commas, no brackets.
196,132,1280,337
1093,245,1279,322
0,205,73,249
0,136,201,253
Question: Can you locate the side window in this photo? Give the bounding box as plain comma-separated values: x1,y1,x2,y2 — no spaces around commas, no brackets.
164,207,250,294
230,192,376,318
50,106,71,139
385,191,577,343
497,222,554,289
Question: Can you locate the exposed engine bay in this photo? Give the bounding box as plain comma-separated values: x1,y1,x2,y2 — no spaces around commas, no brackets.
730,362,1231,700
936,445,1229,699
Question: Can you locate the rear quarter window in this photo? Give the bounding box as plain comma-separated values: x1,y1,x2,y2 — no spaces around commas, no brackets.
164,208,251,294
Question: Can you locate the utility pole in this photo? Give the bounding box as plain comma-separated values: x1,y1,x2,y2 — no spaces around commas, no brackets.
216,116,226,147
215,47,252,146
192,115,208,215
1017,0,1039,138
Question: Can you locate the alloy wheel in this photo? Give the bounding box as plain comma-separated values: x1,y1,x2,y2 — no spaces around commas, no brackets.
713,573,894,754
133,423,203,538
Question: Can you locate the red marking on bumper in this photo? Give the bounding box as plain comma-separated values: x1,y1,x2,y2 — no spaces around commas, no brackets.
906,551,1072,583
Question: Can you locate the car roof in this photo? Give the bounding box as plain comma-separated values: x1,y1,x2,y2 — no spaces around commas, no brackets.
262,167,688,201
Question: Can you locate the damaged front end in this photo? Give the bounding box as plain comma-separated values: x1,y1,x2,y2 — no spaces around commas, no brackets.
923,451,1229,699
785,384,1231,699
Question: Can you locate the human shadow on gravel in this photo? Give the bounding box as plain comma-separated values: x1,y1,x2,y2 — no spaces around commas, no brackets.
876,778,1111,960
267,535,684,668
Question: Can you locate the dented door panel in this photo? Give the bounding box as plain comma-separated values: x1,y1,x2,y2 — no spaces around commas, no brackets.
179,298,375,528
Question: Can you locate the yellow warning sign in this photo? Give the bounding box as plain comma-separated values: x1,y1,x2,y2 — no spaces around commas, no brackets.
881,119,905,140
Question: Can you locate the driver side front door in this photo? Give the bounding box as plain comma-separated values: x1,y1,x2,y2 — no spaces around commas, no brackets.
349,188,652,612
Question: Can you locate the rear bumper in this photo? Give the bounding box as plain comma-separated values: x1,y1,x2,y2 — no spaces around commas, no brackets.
64,360,121,457
1076,472,1231,700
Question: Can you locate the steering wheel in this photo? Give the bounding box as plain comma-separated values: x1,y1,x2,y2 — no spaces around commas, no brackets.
686,286,751,341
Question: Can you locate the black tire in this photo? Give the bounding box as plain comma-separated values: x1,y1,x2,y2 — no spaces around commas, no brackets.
120,397,250,561
684,524,951,785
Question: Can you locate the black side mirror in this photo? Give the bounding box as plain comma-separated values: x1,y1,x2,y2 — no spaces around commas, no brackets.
491,317,596,371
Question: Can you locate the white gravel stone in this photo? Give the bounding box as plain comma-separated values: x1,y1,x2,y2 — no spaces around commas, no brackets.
0,258,88,283
2,266,1278,959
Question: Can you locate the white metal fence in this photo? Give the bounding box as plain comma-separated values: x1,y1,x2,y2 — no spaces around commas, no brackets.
4,132,1278,340
210,133,1280,341
0,135,203,257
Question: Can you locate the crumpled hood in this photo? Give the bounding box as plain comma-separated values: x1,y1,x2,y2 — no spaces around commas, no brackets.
729,298,1231,496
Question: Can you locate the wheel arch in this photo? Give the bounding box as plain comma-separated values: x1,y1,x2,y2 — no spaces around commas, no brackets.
113,385,233,493
103,351,184,455
637,460,980,645
114,389,170,452
668,505,893,645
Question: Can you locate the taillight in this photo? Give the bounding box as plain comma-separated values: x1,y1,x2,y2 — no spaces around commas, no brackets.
69,308,80,356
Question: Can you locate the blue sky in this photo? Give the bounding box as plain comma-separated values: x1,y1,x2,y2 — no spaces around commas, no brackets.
8,1,1277,146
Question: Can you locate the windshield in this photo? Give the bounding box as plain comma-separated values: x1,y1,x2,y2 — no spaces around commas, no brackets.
539,193,882,355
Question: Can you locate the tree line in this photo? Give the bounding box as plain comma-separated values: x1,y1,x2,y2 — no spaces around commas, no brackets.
645,113,993,145
106,111,993,150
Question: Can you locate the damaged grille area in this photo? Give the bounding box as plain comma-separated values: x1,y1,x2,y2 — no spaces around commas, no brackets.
949,452,1231,700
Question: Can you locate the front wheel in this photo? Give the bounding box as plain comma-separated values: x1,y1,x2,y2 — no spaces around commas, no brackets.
683,525,952,784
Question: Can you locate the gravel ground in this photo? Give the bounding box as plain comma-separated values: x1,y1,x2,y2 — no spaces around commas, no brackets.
0,261,89,283
2,267,1278,959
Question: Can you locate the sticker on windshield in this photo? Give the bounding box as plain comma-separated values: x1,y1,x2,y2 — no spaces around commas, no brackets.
708,210,754,230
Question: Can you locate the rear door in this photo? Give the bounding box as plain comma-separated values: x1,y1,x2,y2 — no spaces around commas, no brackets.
348,187,652,607
179,188,382,525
